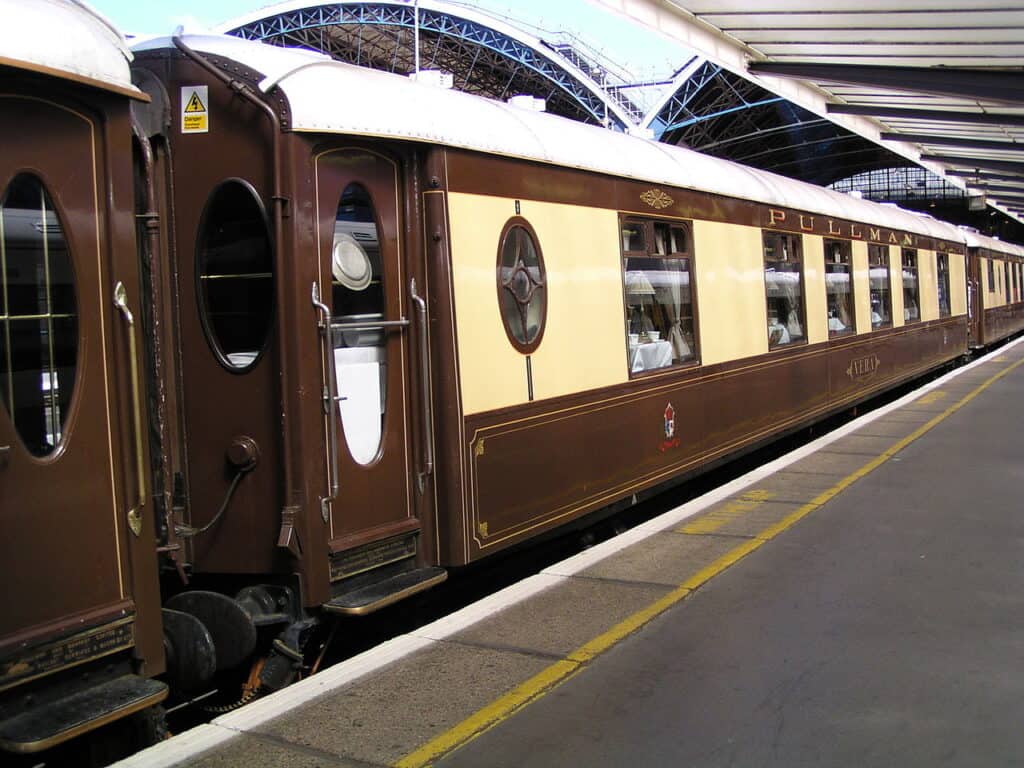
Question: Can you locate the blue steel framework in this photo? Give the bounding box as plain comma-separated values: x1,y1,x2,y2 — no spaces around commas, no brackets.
645,59,903,187
223,1,635,129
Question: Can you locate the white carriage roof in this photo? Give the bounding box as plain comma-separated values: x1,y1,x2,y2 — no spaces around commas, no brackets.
135,33,975,245
0,0,142,98
964,230,1024,258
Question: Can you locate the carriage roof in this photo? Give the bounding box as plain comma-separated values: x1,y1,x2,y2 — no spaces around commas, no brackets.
134,33,969,245
2,0,142,98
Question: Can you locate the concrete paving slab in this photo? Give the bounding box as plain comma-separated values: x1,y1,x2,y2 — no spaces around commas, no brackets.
254,643,552,766
744,470,845,504
678,497,805,538
182,733,363,768
869,408,935,423
851,419,925,439
821,433,898,456
580,531,739,586
450,578,670,658
784,449,870,477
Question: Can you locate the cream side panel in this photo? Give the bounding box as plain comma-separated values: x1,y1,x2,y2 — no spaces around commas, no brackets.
918,250,938,322
448,193,530,415
692,220,765,364
802,234,827,344
890,245,905,327
852,240,870,335
951,252,968,316
521,200,628,401
978,259,987,307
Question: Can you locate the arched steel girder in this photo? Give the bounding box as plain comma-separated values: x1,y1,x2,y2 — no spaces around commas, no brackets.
644,58,906,187
221,0,636,130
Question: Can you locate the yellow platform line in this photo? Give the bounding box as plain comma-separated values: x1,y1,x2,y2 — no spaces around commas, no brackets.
395,354,1024,768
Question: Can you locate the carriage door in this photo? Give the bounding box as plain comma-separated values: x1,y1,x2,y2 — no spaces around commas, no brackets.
967,253,981,347
316,149,418,552
0,98,140,647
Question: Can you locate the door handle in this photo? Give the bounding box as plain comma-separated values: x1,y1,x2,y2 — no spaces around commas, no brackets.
312,282,340,522
112,281,146,536
409,278,433,492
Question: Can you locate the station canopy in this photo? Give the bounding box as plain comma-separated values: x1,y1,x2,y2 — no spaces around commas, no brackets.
595,0,1024,232
220,0,640,129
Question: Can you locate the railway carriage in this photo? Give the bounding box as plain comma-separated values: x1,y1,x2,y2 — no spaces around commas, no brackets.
0,0,166,756
3,5,1023,759
964,231,1024,347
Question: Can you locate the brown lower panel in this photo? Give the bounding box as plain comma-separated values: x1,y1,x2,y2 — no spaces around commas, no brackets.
457,318,967,563
0,618,135,694
981,305,1024,346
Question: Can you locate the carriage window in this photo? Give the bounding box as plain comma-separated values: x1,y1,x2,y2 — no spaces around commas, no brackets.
196,180,273,370
936,252,951,318
621,217,697,374
901,249,920,323
987,259,995,293
763,231,805,348
331,183,387,466
824,239,854,336
0,174,77,457
497,217,546,354
868,244,892,329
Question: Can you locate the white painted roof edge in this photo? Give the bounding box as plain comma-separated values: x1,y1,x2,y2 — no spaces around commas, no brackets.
964,229,1024,258
133,33,970,244
0,0,140,96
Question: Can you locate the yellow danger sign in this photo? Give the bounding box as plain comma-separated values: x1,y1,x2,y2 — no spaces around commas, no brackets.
181,85,209,134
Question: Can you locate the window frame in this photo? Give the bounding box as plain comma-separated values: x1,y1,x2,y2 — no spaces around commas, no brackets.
823,238,855,338
762,230,807,350
0,171,79,458
194,177,275,374
936,251,951,318
619,215,700,376
495,216,547,355
867,244,892,330
901,248,921,325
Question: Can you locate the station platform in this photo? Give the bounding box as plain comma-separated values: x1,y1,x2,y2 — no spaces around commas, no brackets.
118,337,1024,768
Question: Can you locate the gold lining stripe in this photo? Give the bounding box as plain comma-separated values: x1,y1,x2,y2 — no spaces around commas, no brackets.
397,351,1024,768
468,338,962,548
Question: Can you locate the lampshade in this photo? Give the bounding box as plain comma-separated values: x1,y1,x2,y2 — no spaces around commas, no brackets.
625,270,656,295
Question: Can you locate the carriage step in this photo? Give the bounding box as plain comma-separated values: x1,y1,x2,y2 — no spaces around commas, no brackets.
0,675,167,754
323,566,447,616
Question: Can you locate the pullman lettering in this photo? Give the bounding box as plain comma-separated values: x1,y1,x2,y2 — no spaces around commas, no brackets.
766,208,957,253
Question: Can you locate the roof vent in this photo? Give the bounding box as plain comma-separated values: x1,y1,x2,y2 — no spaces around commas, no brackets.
409,70,453,89
507,95,546,112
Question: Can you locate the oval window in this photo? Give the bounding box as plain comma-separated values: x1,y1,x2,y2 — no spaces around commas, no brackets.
0,174,78,457
331,183,386,466
196,180,274,370
497,218,546,353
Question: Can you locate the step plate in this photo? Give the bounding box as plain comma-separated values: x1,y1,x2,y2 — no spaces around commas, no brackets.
0,675,168,754
324,566,447,617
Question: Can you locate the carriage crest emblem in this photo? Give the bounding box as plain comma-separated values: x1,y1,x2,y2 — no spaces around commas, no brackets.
659,403,680,453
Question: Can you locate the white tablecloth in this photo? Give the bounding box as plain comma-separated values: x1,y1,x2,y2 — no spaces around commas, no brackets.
629,340,673,373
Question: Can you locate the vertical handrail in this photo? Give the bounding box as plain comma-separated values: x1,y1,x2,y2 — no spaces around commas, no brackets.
312,282,340,521
409,278,434,490
112,281,146,536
